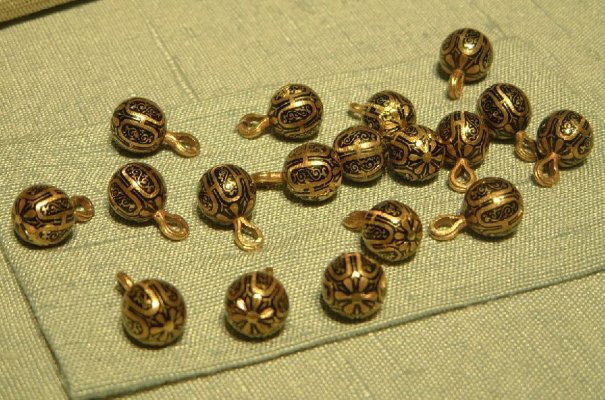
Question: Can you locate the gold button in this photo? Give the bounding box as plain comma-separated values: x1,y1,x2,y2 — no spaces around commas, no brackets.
477,83,532,141
430,177,524,240
116,272,186,347
238,84,323,140
333,125,387,183
12,185,94,247
198,164,263,251
515,110,593,187
322,252,387,320
111,97,199,157
435,111,490,192
252,142,343,202
225,268,289,339
385,124,445,182
108,162,189,240
439,28,493,99
349,90,416,134
344,200,423,262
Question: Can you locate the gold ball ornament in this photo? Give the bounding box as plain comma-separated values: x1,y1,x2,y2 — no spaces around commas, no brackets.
252,142,343,202
385,124,445,182
430,177,523,240
225,268,289,339
477,83,532,141
344,200,422,262
238,84,323,140
11,185,94,247
322,252,387,320
116,272,186,347
439,28,493,99
108,162,189,240
333,125,387,183
198,164,263,251
436,111,490,192
349,90,416,135
515,110,593,187
111,97,200,157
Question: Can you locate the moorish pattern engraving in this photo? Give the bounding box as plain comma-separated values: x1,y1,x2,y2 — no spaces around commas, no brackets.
385,124,445,182
283,142,343,202
121,279,186,347
198,164,257,225
268,84,323,139
361,200,423,262
359,90,416,135
436,111,490,167
12,185,75,246
322,252,387,320
439,28,493,82
463,177,524,237
108,162,167,222
333,126,386,182
536,110,593,168
111,97,166,153
477,83,532,141
225,270,289,339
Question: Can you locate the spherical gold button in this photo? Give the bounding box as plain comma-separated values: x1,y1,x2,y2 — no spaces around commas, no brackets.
333,125,387,183
111,97,199,157
384,124,445,182
198,164,263,251
108,162,189,240
11,185,94,247
116,272,186,347
344,200,423,262
238,84,323,140
515,110,593,187
477,83,532,141
350,90,416,135
322,252,387,320
252,142,343,202
225,268,289,339
439,28,493,99
436,111,490,192
430,177,523,240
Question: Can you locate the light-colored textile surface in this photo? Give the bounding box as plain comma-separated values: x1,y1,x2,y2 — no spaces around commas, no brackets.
0,0,75,23
123,272,605,400
0,1,603,399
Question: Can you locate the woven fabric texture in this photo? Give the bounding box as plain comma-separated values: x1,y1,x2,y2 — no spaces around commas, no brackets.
0,1,603,399
123,272,605,400
0,0,75,23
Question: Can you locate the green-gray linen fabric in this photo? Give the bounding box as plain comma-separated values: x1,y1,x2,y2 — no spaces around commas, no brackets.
0,0,75,23
0,1,603,399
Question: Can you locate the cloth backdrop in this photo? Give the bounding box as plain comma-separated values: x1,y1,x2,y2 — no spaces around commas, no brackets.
0,1,603,399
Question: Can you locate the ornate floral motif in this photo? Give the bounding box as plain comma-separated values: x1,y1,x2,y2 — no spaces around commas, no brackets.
536,110,593,168
111,97,166,153
435,111,490,167
463,177,524,237
322,252,387,320
225,269,289,339
283,142,343,201
333,125,386,182
439,28,493,82
121,279,186,347
361,200,423,262
385,124,445,181
477,83,531,140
